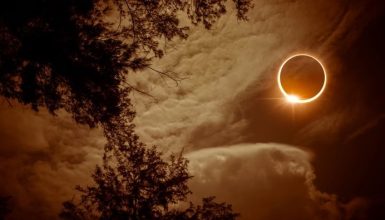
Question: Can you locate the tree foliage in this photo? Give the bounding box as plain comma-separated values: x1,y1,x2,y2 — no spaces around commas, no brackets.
1,1,252,219
0,0,252,131
60,134,239,220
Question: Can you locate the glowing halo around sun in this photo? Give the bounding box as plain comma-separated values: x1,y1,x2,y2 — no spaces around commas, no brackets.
277,53,327,104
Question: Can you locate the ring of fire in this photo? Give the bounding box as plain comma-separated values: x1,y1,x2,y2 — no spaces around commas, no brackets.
277,54,327,104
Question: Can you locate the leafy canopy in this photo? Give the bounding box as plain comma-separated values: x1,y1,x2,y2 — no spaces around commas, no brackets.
60,133,239,220
0,0,252,131
1,2,252,218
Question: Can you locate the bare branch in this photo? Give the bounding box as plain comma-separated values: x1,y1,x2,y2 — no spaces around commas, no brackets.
147,66,189,87
1,97,13,107
124,0,137,42
122,81,159,103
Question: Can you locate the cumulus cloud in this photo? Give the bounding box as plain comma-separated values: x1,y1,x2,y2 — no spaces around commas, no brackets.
186,143,342,220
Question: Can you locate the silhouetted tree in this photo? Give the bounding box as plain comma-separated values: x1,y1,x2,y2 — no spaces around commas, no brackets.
60,133,239,220
0,196,11,220
0,0,252,132
1,1,251,218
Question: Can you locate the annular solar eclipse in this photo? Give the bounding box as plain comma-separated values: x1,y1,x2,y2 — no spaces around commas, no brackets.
277,54,327,103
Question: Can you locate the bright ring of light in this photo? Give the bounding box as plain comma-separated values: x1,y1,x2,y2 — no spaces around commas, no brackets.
277,53,327,104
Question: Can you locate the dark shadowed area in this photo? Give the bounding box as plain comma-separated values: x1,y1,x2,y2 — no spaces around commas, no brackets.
279,55,325,100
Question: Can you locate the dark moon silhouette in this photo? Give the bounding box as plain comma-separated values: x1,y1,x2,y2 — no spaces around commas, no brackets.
278,54,326,103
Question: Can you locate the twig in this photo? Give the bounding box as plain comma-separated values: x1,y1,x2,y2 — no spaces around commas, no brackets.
117,8,123,31
124,0,137,43
147,66,188,87
5,98,13,107
123,81,159,103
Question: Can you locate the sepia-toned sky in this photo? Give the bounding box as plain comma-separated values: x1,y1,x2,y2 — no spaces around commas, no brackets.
1,0,385,219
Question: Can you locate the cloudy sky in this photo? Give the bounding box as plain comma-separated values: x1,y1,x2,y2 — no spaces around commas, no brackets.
1,0,385,219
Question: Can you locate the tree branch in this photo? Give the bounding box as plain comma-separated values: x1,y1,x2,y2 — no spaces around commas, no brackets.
147,66,189,87
123,81,159,103
124,0,137,43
